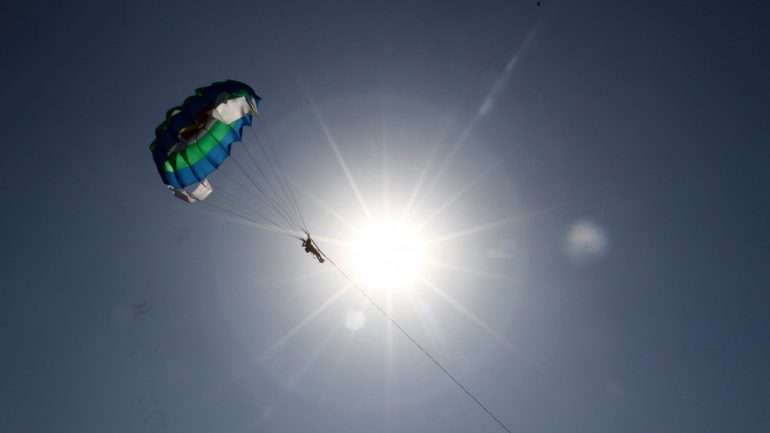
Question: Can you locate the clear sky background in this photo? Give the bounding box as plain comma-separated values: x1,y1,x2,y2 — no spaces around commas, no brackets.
1,1,769,432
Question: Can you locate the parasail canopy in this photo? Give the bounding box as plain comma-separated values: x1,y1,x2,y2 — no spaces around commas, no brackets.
149,80,261,202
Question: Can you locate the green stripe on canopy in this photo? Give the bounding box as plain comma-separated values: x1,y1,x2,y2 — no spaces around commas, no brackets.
162,120,238,173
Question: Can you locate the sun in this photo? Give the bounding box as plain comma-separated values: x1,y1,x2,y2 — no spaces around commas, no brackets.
348,219,428,292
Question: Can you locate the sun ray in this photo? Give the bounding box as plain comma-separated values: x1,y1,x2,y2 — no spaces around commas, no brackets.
290,180,358,231
323,295,372,385
286,324,342,388
420,27,540,206
420,277,512,350
307,97,373,221
416,152,508,232
258,283,351,363
426,215,523,244
380,102,391,216
406,289,447,354
309,234,350,249
400,139,443,222
384,289,395,418
420,278,556,389
425,258,515,283
253,267,337,290
421,119,481,209
426,203,560,244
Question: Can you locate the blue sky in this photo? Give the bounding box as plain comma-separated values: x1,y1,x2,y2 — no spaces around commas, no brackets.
1,1,769,432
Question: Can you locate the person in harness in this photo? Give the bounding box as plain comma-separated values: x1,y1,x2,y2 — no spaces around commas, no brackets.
301,233,325,263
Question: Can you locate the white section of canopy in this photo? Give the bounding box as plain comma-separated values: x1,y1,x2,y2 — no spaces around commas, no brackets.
212,96,257,124
174,95,258,152
172,178,213,203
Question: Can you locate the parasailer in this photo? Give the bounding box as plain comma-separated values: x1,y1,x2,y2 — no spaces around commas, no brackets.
301,233,325,263
149,79,323,261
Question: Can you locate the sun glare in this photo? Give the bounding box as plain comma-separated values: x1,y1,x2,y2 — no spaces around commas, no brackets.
349,219,428,291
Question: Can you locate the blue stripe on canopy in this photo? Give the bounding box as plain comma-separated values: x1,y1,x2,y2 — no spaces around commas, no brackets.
160,115,252,189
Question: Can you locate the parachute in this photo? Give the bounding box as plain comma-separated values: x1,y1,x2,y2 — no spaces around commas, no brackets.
149,80,306,234
150,80,260,202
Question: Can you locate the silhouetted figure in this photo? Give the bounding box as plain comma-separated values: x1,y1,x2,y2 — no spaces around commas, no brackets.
302,234,325,263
